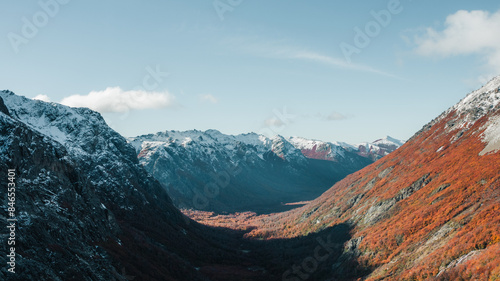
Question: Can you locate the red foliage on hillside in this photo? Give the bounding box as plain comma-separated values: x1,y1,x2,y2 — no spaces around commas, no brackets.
244,107,500,280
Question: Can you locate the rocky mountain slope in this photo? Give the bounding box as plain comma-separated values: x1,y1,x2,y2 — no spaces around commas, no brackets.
251,77,500,280
0,90,286,281
129,131,401,213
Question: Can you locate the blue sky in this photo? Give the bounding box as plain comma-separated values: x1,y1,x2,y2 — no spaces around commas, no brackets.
1,0,500,144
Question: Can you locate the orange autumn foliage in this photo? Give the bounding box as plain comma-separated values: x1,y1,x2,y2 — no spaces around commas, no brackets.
246,107,500,280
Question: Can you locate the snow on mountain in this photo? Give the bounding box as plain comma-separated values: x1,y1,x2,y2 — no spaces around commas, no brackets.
453,75,500,119
417,76,500,142
130,130,403,166
255,75,500,280
0,90,221,280
480,115,500,155
356,136,405,161
0,90,129,161
289,135,404,162
288,136,347,161
454,76,500,155
372,135,405,147
129,130,377,212
270,135,308,162
129,129,273,163
409,75,500,152
2,90,287,280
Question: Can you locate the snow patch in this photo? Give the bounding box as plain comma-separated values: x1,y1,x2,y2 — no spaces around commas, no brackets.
479,115,500,156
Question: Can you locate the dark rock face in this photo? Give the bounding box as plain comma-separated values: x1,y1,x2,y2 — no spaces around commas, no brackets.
0,91,260,281
0,114,121,280
0,97,9,116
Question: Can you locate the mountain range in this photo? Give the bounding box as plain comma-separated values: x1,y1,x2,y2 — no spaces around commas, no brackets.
129,130,402,213
0,75,499,280
0,90,271,280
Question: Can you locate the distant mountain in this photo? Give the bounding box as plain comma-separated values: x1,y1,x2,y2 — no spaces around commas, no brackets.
129,131,402,213
354,136,405,161
0,90,274,280
289,135,404,162
253,76,500,280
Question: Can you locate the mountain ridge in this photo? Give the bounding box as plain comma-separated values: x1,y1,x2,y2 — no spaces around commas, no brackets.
0,90,278,280
128,129,402,212
129,129,404,162
247,75,500,280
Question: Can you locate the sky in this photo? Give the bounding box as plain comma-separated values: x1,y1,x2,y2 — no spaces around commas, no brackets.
1,0,500,144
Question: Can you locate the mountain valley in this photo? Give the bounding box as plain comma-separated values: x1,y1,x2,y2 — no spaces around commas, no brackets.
1,75,500,280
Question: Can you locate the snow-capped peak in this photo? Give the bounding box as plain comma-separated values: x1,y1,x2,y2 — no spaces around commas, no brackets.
372,136,405,147
0,90,131,160
0,90,86,146
452,75,500,118
287,136,347,161
129,129,272,154
130,130,404,165
355,136,405,161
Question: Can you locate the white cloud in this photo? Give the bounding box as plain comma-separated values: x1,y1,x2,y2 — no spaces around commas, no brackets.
325,111,348,121
415,9,500,75
60,87,176,113
199,94,218,104
32,94,50,102
264,117,285,127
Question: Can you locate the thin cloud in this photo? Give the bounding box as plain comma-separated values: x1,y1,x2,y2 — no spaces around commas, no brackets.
291,51,399,79
414,9,500,76
199,94,218,104
325,111,348,121
225,37,399,78
264,117,285,127
33,94,50,102
310,111,351,121
61,87,176,113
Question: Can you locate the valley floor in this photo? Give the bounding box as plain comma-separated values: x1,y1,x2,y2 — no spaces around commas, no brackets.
181,207,368,281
